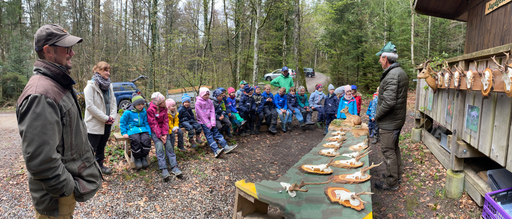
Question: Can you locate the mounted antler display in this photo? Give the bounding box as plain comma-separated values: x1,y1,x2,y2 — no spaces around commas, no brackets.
443,61,453,88
323,141,342,148
327,135,347,143
327,162,383,184
417,60,438,93
299,157,337,175
465,61,477,91
331,149,371,169
319,147,341,157
281,180,331,198
476,64,493,97
491,52,512,97
453,65,464,90
348,139,369,151
331,131,347,136
324,187,373,211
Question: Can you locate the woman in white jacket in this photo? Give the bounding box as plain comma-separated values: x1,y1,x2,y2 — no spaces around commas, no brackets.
84,61,117,174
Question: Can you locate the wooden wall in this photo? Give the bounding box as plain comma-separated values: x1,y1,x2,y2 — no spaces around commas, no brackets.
465,0,512,54
416,55,512,172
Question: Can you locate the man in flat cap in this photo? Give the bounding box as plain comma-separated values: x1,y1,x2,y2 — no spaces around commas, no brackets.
16,24,102,218
374,42,409,191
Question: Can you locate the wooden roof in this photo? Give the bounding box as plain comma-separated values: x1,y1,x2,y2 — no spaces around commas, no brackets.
413,0,486,22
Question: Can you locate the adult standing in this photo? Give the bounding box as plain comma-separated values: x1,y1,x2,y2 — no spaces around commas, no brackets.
84,61,117,175
270,66,295,93
16,24,102,218
374,42,409,191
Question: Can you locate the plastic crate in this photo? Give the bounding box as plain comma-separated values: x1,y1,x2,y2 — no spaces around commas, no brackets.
484,187,512,219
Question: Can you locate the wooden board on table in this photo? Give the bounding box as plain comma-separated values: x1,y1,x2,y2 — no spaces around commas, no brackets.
490,93,512,166
478,93,497,156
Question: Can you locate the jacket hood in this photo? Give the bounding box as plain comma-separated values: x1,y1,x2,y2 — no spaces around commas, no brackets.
381,62,400,81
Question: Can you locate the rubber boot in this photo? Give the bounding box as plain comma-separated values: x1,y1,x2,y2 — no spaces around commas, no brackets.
189,138,197,148
269,125,277,134
195,135,203,144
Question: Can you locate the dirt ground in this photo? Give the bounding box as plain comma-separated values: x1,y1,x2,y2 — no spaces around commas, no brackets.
0,91,484,218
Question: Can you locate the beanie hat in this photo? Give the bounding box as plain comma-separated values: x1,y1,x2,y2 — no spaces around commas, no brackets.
298,86,306,92
132,93,145,106
334,86,345,95
244,85,254,93
254,85,260,90
228,87,236,94
212,89,223,98
218,87,226,93
182,93,191,103
328,84,335,90
344,85,352,92
351,85,357,90
239,80,248,85
166,98,176,108
151,92,165,105
315,84,323,90
199,87,210,98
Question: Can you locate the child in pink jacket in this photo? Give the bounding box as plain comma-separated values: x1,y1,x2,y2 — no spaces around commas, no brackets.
195,87,238,158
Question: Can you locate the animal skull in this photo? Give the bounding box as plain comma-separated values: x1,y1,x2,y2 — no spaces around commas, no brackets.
466,69,474,90
444,71,451,87
481,68,492,91
504,67,512,92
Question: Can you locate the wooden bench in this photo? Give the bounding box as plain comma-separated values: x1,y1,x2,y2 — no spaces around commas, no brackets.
113,132,151,169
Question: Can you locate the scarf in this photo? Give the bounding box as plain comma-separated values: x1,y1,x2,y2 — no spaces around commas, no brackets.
344,93,353,100
93,72,111,91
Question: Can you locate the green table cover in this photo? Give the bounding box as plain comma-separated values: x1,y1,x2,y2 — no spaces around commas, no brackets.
254,129,372,219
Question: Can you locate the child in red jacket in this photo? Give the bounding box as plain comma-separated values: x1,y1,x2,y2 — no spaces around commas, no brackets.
352,85,362,116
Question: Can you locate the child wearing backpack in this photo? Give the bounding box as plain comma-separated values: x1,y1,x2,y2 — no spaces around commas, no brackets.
120,93,152,170
324,84,339,135
147,92,182,182
195,87,238,158
178,94,203,148
166,98,185,152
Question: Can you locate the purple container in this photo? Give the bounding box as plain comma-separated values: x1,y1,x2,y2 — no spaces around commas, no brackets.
484,187,512,219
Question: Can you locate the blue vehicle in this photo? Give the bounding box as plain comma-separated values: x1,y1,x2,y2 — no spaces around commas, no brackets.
113,75,148,110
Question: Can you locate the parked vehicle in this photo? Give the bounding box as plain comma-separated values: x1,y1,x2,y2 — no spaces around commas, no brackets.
113,75,148,110
304,68,315,77
264,69,296,81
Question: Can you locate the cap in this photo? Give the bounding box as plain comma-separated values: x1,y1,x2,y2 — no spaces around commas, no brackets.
351,85,357,90
34,24,83,52
376,42,397,56
239,80,248,85
282,66,289,72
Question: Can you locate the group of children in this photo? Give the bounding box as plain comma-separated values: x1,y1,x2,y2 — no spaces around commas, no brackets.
119,80,380,181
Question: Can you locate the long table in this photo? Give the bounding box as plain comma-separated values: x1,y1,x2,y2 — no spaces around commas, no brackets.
233,128,373,219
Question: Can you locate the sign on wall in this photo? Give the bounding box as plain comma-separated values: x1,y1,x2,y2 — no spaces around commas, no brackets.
465,104,480,134
485,0,512,15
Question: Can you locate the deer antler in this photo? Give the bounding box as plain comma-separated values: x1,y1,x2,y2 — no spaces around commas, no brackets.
350,191,374,204
491,55,505,73
443,61,453,75
288,180,308,192
360,162,383,175
355,150,372,162
326,157,337,168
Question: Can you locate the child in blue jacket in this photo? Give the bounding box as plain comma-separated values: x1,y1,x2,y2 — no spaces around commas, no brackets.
253,86,264,134
239,85,257,136
309,84,327,128
337,85,358,119
286,87,305,130
261,85,278,134
274,87,290,132
324,84,339,135
178,94,203,148
366,87,379,144
120,93,152,170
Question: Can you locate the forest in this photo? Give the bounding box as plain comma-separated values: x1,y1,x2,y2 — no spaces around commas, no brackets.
0,0,466,103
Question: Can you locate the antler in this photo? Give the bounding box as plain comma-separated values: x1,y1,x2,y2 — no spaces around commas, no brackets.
360,162,383,175
455,65,464,76
491,55,506,73
288,180,308,192
355,150,372,162
351,191,374,204
443,60,453,75
326,157,337,168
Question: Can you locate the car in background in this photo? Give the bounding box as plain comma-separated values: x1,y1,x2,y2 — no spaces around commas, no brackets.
264,69,296,81
304,68,315,77
113,75,148,110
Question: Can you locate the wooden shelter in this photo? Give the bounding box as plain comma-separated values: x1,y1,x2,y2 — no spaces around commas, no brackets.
414,0,512,206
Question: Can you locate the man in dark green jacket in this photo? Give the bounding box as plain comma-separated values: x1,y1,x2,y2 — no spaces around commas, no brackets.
374,42,409,191
16,24,102,218
270,66,295,93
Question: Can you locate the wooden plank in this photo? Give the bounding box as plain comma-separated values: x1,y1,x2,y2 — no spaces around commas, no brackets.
465,177,485,207
464,166,492,201
431,89,439,122
450,133,464,171
478,93,498,156
415,69,421,112
422,128,451,169
463,91,476,144
439,90,448,127
418,79,426,114
453,91,467,140
446,43,512,63
490,93,512,166
455,140,485,158
471,92,483,149
447,89,456,130
507,119,512,172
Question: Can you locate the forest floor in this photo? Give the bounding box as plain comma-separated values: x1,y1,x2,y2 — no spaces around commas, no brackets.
0,91,483,218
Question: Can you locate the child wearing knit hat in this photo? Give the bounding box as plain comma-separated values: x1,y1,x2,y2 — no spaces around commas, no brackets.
120,93,152,170
147,92,182,181
226,87,245,134
178,93,203,148
351,85,362,115
239,85,257,135
309,83,327,129
166,98,185,151
336,85,358,119
323,84,339,135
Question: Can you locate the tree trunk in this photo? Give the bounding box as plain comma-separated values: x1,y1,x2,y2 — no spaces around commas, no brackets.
383,0,387,44
427,16,431,58
410,0,414,65
224,0,235,87
293,0,306,88
252,0,262,86
149,0,158,91
92,0,100,63
282,0,288,66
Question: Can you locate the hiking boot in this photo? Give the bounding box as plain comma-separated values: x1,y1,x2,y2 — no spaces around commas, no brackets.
374,180,398,191
382,173,402,184
281,124,287,132
214,148,224,158
269,125,277,134
323,130,328,135
240,132,248,137
195,135,203,144
250,130,255,135
226,130,233,138
224,144,238,154
178,145,186,152
189,138,197,148
162,169,171,182
300,121,306,127
100,165,112,175
371,137,379,144
171,166,182,176
287,123,293,131
369,131,375,138
134,158,142,170
141,158,149,169
306,118,315,125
